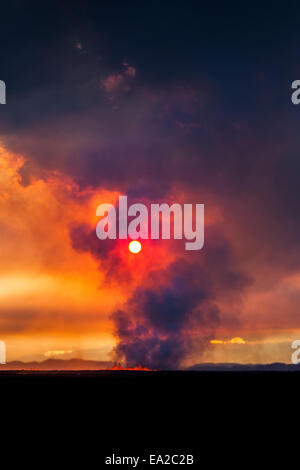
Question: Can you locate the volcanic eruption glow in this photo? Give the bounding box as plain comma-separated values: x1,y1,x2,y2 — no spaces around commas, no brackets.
108,363,153,371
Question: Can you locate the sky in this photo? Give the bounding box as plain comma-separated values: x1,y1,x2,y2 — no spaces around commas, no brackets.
0,1,300,367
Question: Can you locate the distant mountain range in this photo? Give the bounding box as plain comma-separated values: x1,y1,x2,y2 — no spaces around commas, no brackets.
186,362,300,371
0,359,299,371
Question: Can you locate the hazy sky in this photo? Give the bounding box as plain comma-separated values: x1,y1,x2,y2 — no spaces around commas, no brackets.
0,1,300,366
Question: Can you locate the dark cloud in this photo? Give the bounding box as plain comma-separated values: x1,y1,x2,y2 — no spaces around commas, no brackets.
1,0,299,204
111,249,250,369
69,217,252,368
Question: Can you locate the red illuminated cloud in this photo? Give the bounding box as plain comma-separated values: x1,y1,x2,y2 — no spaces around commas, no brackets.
101,61,136,99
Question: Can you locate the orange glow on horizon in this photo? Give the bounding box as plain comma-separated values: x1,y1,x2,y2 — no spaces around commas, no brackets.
210,337,246,345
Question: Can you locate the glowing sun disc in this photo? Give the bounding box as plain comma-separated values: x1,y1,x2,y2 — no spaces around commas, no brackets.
129,240,142,254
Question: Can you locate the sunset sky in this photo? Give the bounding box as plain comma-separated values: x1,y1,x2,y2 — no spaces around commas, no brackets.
0,1,300,367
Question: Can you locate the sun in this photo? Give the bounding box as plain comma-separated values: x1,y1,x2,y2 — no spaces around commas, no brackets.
128,240,142,254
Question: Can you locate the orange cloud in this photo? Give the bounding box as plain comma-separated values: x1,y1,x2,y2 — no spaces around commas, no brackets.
0,144,123,354
1,142,299,365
